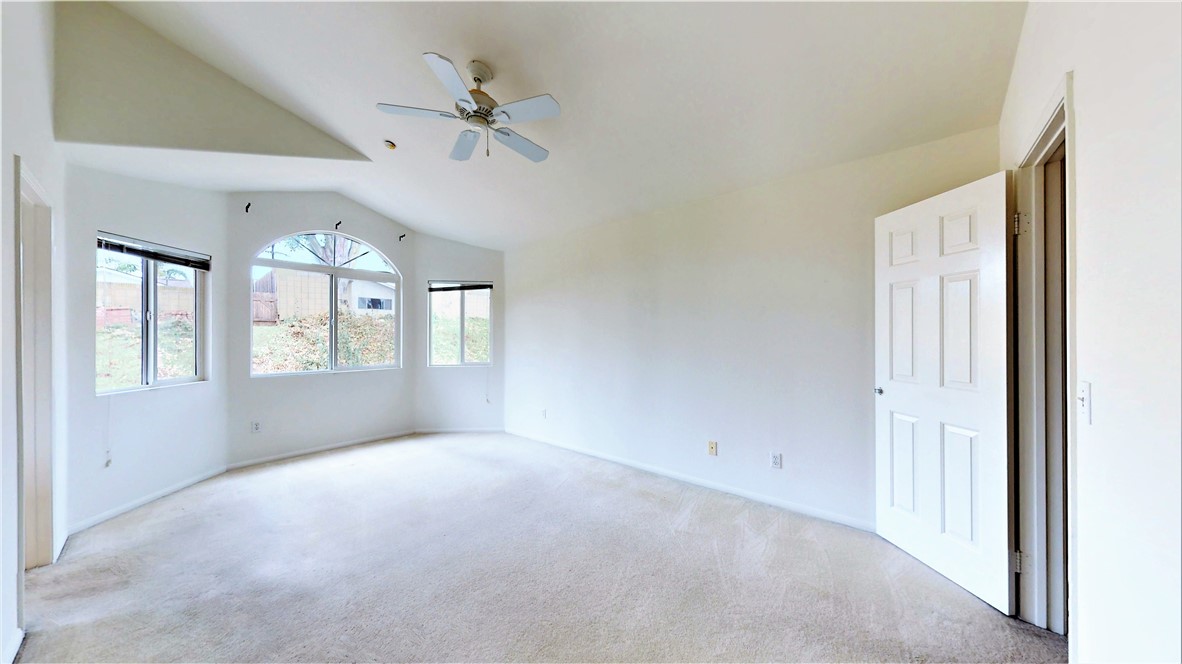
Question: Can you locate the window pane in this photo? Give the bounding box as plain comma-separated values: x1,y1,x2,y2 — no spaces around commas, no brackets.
251,266,330,374
341,250,396,273
156,263,197,380
430,290,461,366
258,233,397,273
336,277,397,368
96,249,144,391
463,289,491,364
255,233,334,266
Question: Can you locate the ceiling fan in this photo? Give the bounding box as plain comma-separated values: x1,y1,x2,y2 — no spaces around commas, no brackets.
377,53,560,163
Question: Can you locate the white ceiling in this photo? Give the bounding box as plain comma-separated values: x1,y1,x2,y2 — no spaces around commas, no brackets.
75,2,1026,250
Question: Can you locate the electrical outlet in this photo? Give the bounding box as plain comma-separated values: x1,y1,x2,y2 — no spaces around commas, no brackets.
250,421,262,434
770,453,783,469
707,440,718,456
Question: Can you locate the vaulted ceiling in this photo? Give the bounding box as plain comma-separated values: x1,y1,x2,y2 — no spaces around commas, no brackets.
64,2,1026,250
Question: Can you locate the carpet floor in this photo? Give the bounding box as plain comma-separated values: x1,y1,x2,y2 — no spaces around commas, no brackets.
19,433,1066,663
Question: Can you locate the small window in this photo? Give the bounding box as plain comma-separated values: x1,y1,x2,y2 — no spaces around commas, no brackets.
95,233,208,393
429,282,492,366
251,232,400,375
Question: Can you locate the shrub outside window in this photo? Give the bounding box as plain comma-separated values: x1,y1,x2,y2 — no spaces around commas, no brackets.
251,232,401,375
95,233,208,393
429,281,492,366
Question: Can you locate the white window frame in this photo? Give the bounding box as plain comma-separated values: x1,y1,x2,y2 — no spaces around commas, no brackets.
428,280,493,368
249,233,402,377
95,235,208,394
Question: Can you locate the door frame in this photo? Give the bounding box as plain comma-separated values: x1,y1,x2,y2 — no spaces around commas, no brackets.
14,156,59,623
1013,73,1077,645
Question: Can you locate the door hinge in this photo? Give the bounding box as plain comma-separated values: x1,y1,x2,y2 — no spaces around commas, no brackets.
1010,550,1028,574
1013,213,1021,236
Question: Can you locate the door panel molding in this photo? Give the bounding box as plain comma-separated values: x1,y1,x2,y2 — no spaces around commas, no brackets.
875,171,1013,614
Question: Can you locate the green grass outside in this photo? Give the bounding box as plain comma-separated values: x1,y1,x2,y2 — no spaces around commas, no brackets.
431,314,489,365
95,318,195,392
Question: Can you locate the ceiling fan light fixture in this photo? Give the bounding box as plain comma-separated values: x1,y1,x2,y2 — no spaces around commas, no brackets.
376,52,560,163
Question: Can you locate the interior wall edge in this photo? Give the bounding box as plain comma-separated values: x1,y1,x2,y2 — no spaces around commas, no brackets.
2,628,25,664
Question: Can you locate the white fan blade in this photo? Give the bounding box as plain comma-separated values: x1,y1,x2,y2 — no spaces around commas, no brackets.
449,130,481,161
423,53,476,111
492,94,560,125
493,128,548,162
376,103,457,120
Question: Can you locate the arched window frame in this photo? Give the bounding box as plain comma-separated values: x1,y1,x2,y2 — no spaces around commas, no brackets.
250,231,403,375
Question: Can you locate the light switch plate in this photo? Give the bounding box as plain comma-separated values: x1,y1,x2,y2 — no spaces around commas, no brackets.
1077,381,1092,425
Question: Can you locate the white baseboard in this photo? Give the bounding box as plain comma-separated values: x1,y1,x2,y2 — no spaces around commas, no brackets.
63,429,507,536
228,429,503,469
3,628,24,664
69,467,226,535
61,430,508,538
413,427,504,434
227,430,418,471
507,429,876,533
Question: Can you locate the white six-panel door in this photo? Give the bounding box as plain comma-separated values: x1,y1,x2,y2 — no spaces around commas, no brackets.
874,171,1013,613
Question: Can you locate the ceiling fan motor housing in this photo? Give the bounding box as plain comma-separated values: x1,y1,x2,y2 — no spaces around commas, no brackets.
458,88,499,127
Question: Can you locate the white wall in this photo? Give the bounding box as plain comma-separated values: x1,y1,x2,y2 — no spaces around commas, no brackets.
504,126,999,530
54,2,363,161
999,4,1181,662
224,192,416,466
1,3,67,661
60,179,504,527
59,179,505,521
412,235,505,433
64,166,229,532
224,192,503,466
0,4,489,656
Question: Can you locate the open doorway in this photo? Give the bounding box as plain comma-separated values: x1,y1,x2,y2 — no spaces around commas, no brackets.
1014,79,1074,637
16,158,56,580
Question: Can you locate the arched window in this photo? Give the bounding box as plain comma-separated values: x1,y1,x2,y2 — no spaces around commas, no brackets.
251,232,401,375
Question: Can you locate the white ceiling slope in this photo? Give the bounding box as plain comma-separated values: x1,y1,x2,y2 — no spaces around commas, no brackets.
77,2,1026,250
56,2,366,161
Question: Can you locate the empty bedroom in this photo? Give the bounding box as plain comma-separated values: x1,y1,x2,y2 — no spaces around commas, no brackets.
1,1,1179,663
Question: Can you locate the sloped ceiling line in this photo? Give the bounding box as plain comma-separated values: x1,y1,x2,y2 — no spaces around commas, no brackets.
54,2,367,162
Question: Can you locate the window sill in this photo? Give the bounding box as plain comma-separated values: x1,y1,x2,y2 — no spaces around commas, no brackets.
250,365,403,379
96,378,207,397
427,363,493,368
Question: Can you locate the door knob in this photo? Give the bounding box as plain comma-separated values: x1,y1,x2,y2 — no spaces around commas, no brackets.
874,387,884,395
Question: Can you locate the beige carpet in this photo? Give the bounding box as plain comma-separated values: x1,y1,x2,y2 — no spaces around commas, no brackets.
19,433,1066,663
